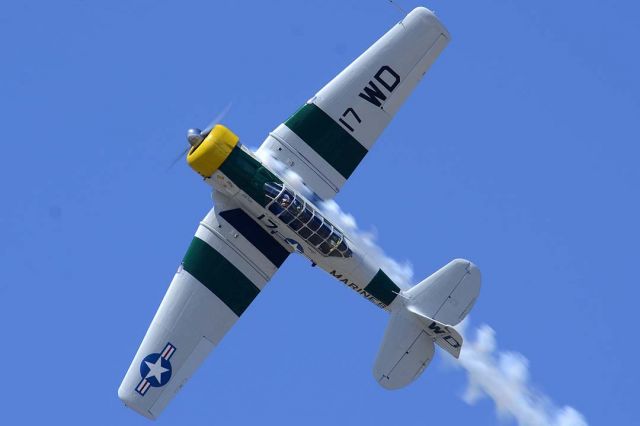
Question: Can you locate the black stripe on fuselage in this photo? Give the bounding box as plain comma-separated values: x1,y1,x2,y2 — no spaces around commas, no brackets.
219,208,289,267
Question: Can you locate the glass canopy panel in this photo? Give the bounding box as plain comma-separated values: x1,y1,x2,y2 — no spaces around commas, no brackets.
307,233,323,246
328,232,342,248
264,182,282,201
318,241,333,255
279,210,295,224
288,198,303,216
276,190,294,210
298,227,313,239
289,218,304,231
297,208,313,224
316,223,331,239
307,216,322,231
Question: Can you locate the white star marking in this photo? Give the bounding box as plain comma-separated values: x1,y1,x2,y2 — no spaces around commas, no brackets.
145,357,169,382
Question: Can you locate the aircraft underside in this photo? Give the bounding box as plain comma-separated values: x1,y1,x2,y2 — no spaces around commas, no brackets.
119,7,481,420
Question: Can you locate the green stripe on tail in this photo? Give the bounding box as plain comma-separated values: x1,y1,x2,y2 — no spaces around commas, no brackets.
365,269,399,306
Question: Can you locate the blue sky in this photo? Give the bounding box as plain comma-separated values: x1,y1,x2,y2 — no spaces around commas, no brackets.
1,0,638,424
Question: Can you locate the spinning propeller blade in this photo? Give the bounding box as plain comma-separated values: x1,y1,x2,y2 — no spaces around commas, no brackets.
200,101,233,138
167,146,190,170
168,102,233,171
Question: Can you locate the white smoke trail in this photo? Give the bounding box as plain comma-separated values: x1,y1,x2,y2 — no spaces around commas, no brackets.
453,320,588,426
255,147,586,425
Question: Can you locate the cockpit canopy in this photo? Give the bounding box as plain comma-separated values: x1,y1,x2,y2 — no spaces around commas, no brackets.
264,183,352,258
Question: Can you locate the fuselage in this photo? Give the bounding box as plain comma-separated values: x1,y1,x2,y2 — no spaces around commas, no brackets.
204,142,402,311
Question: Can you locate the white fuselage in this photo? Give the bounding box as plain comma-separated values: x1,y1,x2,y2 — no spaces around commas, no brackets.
206,149,400,311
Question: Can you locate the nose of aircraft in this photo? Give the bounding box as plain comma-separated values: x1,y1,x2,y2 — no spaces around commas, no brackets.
186,128,204,147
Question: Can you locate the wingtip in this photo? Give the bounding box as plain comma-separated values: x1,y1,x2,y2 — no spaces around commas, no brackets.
405,6,451,41
118,384,158,420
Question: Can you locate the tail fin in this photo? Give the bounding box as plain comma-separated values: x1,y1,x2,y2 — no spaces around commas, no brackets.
373,259,480,390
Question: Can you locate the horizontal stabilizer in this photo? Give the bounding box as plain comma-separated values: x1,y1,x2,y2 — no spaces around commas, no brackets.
373,259,480,390
404,259,480,326
373,307,435,390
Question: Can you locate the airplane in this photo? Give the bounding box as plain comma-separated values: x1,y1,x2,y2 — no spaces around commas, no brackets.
118,6,481,419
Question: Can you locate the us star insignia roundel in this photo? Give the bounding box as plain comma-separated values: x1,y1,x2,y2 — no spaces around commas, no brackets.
284,238,304,254
135,343,176,396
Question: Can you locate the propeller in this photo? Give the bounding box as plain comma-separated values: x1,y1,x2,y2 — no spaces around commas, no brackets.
168,101,233,170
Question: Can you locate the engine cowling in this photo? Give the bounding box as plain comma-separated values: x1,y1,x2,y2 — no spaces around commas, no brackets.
187,125,239,178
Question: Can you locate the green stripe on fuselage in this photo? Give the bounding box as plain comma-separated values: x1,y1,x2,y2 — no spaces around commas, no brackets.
365,269,399,307
284,103,368,179
182,237,260,317
219,146,282,206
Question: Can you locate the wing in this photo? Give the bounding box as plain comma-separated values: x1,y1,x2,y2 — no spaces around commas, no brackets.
118,194,290,419
257,7,450,199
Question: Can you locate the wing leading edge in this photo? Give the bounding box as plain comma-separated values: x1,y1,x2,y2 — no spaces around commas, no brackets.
118,204,289,419
257,7,450,199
